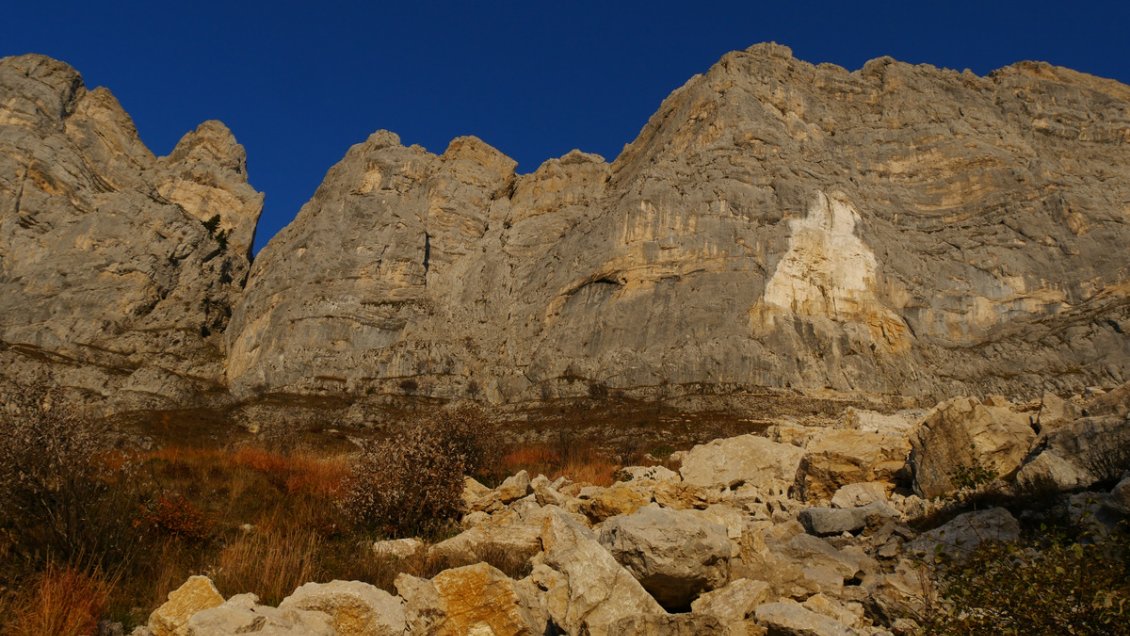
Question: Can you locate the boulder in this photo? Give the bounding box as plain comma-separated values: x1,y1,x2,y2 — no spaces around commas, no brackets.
795,429,909,501
908,397,1036,498
147,575,225,636
579,482,653,521
396,563,541,636
1015,415,1130,491
185,594,334,636
679,435,804,492
798,502,899,537
536,506,666,635
1110,474,1130,514
616,465,680,483
907,507,1020,559
278,580,405,636
754,599,857,636
690,578,772,624
610,612,728,634
372,537,425,561
830,482,888,509
598,505,732,609
497,470,532,503
431,502,586,569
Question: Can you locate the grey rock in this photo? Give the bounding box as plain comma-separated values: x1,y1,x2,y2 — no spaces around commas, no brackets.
598,505,732,609
907,507,1020,559
1016,414,1130,491
798,502,899,536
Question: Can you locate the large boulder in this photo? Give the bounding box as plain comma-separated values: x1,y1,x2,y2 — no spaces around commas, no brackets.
794,428,910,501
278,580,405,636
797,502,899,537
679,434,805,493
1016,415,1130,491
908,397,1036,498
754,600,857,636
535,506,666,635
690,578,772,625
396,563,542,636
598,505,732,609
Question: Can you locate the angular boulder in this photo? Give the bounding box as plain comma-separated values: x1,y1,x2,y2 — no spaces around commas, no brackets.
278,580,405,636
598,505,733,609
148,575,225,636
908,397,1036,498
536,506,666,635
185,594,334,636
679,434,804,492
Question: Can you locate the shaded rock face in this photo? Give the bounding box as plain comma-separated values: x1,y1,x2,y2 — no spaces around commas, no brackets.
228,42,1130,405
0,54,262,408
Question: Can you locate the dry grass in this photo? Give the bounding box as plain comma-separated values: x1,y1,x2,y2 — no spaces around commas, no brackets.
212,525,322,606
499,441,619,487
3,561,116,636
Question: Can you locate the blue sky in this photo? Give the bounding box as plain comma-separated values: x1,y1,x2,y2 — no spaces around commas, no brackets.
4,1,1128,252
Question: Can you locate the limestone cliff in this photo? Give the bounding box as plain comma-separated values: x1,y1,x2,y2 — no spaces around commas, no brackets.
2,45,1128,414
227,43,1129,405
0,54,262,408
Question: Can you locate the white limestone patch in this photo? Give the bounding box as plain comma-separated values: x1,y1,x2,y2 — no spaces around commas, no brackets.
752,191,909,351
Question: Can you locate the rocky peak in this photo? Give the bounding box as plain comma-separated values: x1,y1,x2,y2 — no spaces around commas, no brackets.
0,54,262,409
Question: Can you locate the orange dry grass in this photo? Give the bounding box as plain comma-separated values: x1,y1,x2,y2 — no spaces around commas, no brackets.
5,562,115,636
145,445,348,497
500,442,619,487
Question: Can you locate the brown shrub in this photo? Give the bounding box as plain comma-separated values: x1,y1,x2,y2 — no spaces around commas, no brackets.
135,493,212,543
0,386,138,563
338,407,496,538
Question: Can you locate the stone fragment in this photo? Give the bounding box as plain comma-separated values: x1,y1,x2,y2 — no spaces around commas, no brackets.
278,580,405,636
616,465,680,483
147,575,224,636
497,470,532,503
690,578,772,623
598,505,732,609
830,482,888,509
798,502,899,537
580,482,653,521
372,537,425,561
610,612,728,634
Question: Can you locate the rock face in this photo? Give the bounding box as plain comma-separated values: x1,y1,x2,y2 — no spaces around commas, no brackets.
225,42,1130,406
4,45,1130,412
0,54,261,409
